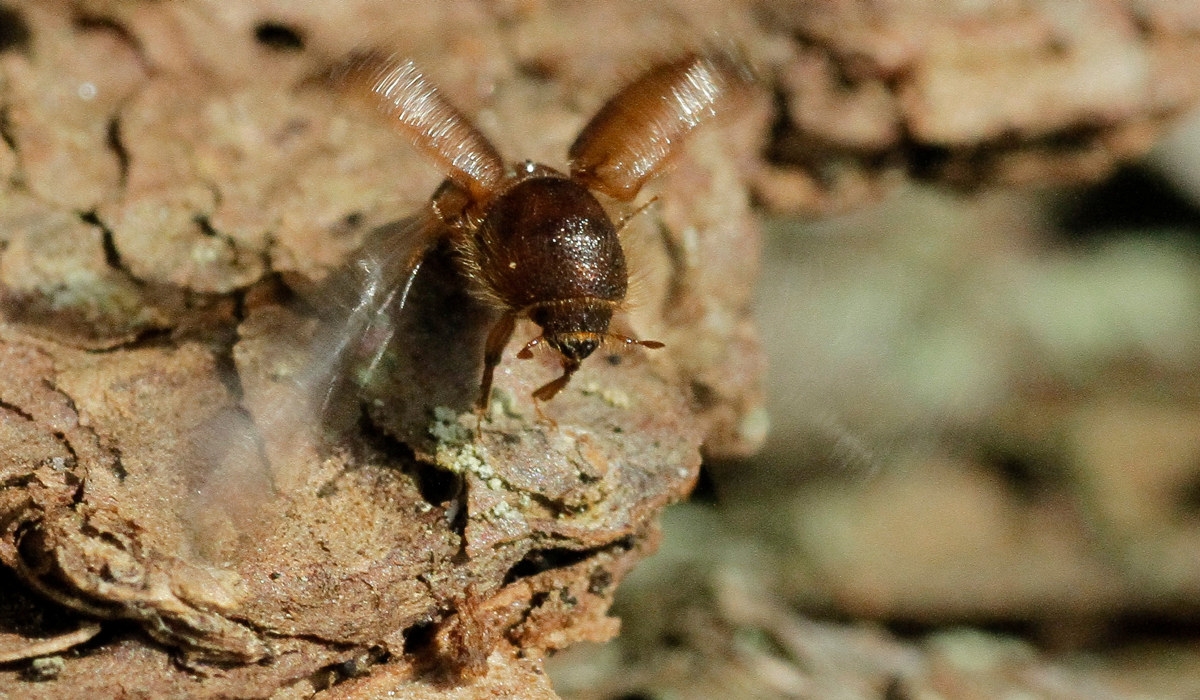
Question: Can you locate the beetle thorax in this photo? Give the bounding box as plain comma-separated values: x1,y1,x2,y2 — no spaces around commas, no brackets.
469,175,628,311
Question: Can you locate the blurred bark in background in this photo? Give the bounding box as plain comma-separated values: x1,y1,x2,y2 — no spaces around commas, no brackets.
2,1,1199,698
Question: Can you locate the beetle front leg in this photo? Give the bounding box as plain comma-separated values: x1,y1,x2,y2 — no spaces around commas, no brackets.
477,311,517,412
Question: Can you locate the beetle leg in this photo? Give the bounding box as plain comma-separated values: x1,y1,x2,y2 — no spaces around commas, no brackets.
477,310,517,413
532,357,580,403
613,196,658,235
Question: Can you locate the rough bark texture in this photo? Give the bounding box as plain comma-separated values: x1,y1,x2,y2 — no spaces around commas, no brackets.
755,0,1200,214
0,1,761,696
1,0,1198,698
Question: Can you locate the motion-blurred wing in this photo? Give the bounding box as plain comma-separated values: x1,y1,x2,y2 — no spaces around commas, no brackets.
331,52,505,203
306,208,445,427
569,52,755,201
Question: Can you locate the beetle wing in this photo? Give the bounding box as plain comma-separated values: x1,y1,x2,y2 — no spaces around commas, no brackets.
568,52,755,202
331,52,505,203
306,208,445,426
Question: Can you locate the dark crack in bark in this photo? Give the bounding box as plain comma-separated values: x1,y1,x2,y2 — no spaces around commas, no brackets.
0,4,29,55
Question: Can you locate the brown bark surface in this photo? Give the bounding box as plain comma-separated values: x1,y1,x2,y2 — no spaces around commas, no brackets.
756,0,1200,214
1,1,1198,698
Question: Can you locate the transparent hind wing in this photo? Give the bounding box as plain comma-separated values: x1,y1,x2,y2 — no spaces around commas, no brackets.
304,208,446,429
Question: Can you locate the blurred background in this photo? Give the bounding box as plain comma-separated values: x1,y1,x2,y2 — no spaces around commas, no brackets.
549,112,1200,699
4,1,1200,697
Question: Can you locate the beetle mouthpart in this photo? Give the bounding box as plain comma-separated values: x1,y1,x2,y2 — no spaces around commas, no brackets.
547,333,601,362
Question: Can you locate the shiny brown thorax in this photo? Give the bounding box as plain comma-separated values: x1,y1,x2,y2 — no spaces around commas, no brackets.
475,174,626,309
